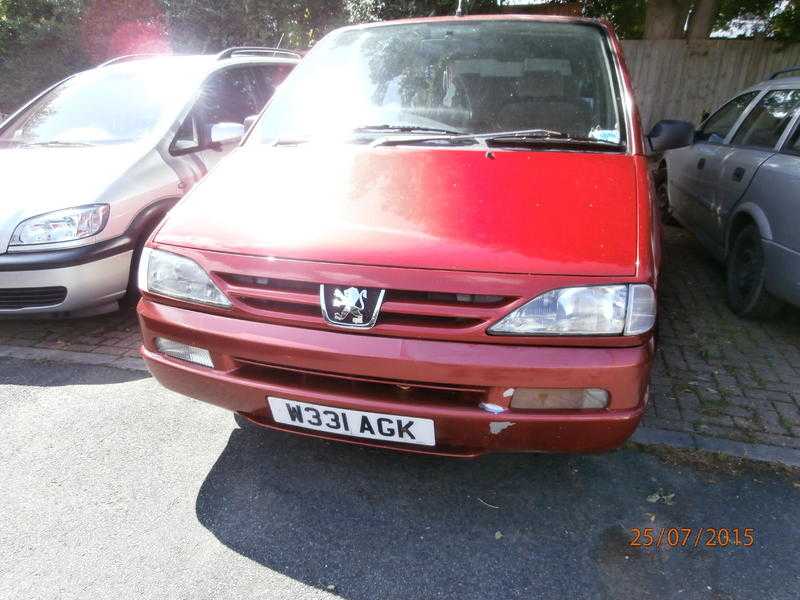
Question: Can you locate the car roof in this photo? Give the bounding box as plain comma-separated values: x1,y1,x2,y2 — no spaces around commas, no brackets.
758,75,800,87
745,66,800,91
339,14,611,33
346,14,604,27
95,52,299,77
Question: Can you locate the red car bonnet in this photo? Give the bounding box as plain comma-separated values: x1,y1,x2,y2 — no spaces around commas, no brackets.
156,144,639,277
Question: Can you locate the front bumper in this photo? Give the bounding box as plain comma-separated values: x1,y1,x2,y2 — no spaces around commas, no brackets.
139,299,653,457
0,245,132,315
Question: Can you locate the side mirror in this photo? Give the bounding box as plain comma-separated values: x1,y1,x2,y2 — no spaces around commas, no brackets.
210,122,245,146
243,114,259,132
646,120,695,155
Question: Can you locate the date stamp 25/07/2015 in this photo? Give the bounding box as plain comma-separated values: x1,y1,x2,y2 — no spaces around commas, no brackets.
629,528,755,549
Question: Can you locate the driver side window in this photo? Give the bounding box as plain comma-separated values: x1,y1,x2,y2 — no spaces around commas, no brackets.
171,66,260,154
698,91,759,144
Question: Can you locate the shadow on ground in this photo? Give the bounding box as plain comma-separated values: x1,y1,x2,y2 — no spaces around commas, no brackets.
196,423,800,600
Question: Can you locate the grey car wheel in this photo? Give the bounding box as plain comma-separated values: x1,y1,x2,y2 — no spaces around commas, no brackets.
726,224,782,319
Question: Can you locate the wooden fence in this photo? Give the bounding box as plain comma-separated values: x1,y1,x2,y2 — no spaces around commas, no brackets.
621,39,800,130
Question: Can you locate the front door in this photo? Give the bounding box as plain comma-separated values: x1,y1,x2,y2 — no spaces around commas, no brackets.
165,64,292,192
667,91,761,252
714,88,800,247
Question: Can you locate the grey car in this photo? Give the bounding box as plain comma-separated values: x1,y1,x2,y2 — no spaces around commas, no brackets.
0,48,298,317
661,67,800,318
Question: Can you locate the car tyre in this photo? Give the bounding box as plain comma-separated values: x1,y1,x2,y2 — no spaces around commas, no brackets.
120,236,147,310
726,224,783,319
654,166,678,226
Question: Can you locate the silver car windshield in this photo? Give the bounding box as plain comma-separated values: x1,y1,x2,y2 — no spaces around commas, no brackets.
254,20,625,145
0,63,201,146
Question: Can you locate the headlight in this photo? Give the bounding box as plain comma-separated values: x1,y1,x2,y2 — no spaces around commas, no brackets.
138,248,231,308
488,284,655,336
10,204,109,246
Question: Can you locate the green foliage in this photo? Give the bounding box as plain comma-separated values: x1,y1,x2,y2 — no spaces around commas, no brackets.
344,0,503,22
1,0,799,113
163,0,345,52
772,4,800,41
584,0,646,38
715,0,799,38
0,0,82,53
0,1,88,110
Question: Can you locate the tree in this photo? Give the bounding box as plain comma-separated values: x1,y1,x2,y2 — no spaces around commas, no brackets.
79,0,169,61
772,2,800,41
344,0,504,23
644,0,691,38
687,0,720,39
163,0,347,52
714,0,799,38
584,0,646,38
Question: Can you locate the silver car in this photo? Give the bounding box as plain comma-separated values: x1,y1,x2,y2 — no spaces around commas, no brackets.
0,48,298,316
661,67,800,318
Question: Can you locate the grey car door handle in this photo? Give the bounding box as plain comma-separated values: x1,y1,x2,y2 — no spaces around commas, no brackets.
732,167,746,182
697,158,706,170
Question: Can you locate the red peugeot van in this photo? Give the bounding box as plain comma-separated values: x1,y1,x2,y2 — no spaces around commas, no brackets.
137,16,692,456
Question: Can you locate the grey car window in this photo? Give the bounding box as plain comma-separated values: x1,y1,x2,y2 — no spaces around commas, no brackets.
250,64,294,108
788,126,800,154
731,89,800,149
195,67,261,127
697,91,759,144
171,66,261,153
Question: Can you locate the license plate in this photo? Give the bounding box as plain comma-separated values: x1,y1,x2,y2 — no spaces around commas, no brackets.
267,397,436,447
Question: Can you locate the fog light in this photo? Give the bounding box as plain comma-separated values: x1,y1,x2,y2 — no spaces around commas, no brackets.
155,338,214,368
510,388,609,410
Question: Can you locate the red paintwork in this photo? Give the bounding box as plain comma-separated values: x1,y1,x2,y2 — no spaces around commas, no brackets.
139,15,659,456
139,299,651,456
158,147,640,276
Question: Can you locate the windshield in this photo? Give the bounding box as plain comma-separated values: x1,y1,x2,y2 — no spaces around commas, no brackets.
254,20,625,145
0,62,203,146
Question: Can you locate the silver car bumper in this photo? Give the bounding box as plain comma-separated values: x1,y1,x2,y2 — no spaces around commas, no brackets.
0,250,132,316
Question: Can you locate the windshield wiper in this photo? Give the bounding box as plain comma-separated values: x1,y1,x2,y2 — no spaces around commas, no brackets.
272,127,468,148
480,128,570,140
372,135,480,148
353,124,465,135
273,138,311,146
26,140,95,148
480,129,624,150
370,127,623,150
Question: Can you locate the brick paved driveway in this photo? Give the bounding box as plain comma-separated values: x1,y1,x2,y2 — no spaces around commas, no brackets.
0,307,140,358
2,226,799,451
650,227,800,450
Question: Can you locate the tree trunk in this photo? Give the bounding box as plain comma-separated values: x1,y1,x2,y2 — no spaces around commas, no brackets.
645,0,691,39
687,0,720,39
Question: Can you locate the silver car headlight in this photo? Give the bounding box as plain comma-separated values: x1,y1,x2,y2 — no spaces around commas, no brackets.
10,204,109,245
138,248,231,308
489,284,656,336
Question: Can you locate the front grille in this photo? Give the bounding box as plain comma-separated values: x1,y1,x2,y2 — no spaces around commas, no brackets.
234,359,488,408
217,273,518,338
0,286,67,309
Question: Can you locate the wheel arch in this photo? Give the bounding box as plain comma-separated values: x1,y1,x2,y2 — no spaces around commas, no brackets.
725,204,773,259
120,197,181,303
127,197,181,247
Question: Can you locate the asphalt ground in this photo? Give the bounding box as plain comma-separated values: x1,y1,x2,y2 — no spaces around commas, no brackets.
1,358,799,599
